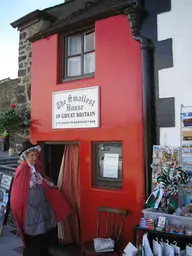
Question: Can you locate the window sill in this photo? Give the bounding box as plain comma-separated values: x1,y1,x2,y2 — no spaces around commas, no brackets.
61,73,95,83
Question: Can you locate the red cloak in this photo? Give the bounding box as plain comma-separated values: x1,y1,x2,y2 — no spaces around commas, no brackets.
10,160,72,246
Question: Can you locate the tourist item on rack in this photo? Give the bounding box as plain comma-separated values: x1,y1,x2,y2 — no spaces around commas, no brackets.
185,228,192,236
139,215,192,236
171,241,180,255
0,187,6,204
151,146,180,189
162,240,175,256
0,191,9,236
0,173,2,184
139,217,147,228
145,185,164,209
165,224,185,235
152,238,163,256
186,244,192,256
146,164,192,211
123,242,139,256
157,216,166,228
0,174,12,190
181,111,192,172
178,185,192,208
142,233,153,256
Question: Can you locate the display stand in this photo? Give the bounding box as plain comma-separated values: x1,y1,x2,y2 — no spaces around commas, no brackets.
180,104,192,172
0,172,14,237
133,225,192,247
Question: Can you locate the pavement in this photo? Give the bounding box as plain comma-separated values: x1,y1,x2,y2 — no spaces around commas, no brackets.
0,151,18,157
0,225,22,256
0,226,81,256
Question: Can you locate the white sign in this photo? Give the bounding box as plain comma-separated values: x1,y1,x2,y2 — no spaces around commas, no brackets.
103,154,119,178
52,86,100,129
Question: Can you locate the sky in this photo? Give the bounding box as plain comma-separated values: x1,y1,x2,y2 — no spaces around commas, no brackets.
0,0,63,80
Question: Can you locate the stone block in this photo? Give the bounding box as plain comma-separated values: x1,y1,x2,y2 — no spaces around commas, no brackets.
19,51,25,55
19,56,26,62
18,69,26,77
28,52,32,58
26,46,31,52
13,86,25,94
23,75,31,83
19,45,26,51
20,32,27,40
19,63,23,69
17,94,26,103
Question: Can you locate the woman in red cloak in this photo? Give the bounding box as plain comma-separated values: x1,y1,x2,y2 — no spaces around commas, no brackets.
10,141,72,256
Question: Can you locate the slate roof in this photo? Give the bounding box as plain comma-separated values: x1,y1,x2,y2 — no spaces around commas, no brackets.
29,0,135,42
11,0,136,42
51,0,135,29
10,10,56,28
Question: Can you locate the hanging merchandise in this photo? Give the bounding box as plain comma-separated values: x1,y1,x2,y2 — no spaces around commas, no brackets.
178,184,192,207
146,163,192,211
145,185,164,209
137,141,192,255
152,238,163,256
180,106,192,173
0,191,9,236
161,240,175,256
151,146,180,189
141,233,153,256
122,242,139,256
170,241,185,256
186,244,192,256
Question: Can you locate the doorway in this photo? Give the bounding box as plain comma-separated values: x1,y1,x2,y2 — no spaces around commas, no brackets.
41,142,80,245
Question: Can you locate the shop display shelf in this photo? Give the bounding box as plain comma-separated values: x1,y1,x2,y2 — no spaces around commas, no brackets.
133,225,192,246
142,208,192,229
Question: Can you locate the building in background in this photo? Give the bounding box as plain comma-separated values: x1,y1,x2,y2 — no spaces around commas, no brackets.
11,0,192,247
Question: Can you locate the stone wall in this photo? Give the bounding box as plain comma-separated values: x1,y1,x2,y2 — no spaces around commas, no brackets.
18,29,32,103
17,21,41,103
0,78,20,110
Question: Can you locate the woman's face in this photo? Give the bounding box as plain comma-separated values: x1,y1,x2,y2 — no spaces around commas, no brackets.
26,150,38,165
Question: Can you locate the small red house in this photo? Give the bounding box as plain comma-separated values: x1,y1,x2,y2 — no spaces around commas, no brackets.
11,0,154,247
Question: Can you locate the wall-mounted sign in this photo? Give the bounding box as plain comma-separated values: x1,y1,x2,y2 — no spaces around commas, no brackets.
52,86,100,129
103,153,119,178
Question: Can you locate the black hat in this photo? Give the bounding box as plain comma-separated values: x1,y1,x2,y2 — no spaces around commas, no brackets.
19,140,41,158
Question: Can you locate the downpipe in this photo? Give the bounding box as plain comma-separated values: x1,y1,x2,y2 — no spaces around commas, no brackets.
134,34,153,199
125,6,154,199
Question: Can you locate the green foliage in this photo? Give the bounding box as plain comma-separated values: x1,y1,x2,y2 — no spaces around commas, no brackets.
0,103,31,134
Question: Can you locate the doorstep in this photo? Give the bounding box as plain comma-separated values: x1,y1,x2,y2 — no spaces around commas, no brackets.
49,244,81,256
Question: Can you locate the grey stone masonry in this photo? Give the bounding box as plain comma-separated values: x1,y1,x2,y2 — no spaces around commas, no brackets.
0,78,20,109
17,22,41,103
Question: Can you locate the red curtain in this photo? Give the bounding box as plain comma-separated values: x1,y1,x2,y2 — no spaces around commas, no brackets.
58,144,80,245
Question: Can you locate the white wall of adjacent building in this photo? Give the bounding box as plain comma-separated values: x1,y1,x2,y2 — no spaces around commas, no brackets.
157,0,192,146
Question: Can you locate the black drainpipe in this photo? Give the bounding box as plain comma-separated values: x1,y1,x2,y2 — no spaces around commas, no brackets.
124,3,155,199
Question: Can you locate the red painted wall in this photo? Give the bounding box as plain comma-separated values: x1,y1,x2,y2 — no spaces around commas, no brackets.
31,15,144,246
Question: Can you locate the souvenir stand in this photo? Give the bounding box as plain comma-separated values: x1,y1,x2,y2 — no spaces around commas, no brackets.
180,104,192,174
0,168,14,236
133,144,192,255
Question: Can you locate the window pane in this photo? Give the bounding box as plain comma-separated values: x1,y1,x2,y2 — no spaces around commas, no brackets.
67,56,81,77
92,142,123,189
68,36,82,56
84,31,95,52
84,52,95,74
